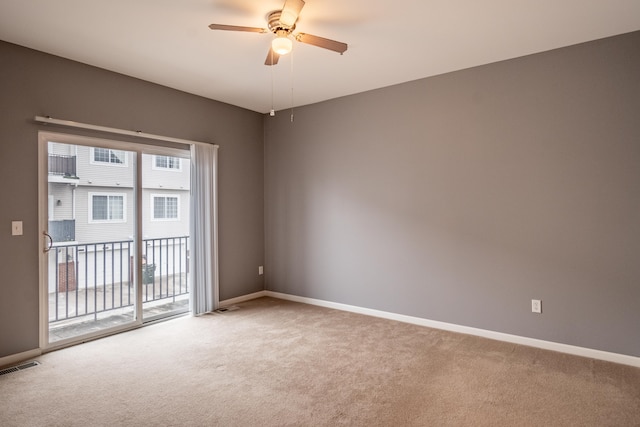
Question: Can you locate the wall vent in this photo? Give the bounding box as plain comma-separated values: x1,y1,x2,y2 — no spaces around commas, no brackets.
0,361,40,376
213,306,239,313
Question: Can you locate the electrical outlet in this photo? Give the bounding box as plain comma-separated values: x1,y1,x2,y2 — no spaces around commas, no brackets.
258,265,264,275
531,299,542,314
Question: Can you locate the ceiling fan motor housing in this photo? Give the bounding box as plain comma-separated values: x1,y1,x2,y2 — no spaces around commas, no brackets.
267,11,295,35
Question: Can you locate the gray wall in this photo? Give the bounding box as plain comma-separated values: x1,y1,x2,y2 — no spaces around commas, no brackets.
264,31,640,357
0,41,265,358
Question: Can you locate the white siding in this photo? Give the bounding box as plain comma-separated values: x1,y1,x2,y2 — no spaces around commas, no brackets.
76,146,135,188
142,154,190,190
47,144,190,246
47,183,74,220
75,187,135,244
142,189,190,239
48,141,75,156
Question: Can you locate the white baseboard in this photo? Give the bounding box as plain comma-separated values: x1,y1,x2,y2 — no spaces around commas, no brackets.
263,291,640,368
4,292,637,369
0,348,42,369
219,290,267,307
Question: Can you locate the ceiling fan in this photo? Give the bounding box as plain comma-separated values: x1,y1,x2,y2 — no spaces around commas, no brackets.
209,0,348,66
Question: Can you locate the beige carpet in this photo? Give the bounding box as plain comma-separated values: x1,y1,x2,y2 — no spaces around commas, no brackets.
1,297,639,426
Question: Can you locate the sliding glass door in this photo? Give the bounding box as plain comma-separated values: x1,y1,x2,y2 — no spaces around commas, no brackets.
40,132,191,347
140,153,190,321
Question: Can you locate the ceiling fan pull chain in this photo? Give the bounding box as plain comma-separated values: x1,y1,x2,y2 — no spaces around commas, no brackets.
290,48,295,123
270,49,276,117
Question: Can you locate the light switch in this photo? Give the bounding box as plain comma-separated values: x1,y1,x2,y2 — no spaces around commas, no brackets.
12,221,23,236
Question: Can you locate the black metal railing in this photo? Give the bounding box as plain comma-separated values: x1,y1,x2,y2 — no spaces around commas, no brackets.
48,154,77,177
140,236,190,312
49,219,76,242
49,236,189,323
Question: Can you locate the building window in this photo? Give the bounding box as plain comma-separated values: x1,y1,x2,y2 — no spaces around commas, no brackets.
91,147,128,166
89,193,126,223
151,195,180,221
153,155,181,171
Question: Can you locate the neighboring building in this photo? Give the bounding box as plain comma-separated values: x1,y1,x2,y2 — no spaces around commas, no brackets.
47,142,190,293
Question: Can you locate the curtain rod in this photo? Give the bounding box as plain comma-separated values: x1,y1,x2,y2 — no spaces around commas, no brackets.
34,115,218,148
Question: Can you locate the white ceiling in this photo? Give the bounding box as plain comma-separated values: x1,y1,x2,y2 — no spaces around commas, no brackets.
1,0,639,114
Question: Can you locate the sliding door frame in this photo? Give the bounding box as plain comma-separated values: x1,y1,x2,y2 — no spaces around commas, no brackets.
38,131,191,351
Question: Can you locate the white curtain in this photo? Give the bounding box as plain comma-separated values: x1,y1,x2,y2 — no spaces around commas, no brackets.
189,143,219,315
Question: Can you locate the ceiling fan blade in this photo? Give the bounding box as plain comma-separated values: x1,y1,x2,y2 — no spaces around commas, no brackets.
208,23,267,33
264,48,280,66
280,0,305,27
295,33,348,54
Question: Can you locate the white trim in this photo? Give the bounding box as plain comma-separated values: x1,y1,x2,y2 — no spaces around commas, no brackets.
264,291,640,368
38,133,49,349
47,175,80,184
219,291,267,307
0,348,42,369
134,152,144,324
11,287,636,369
44,319,141,353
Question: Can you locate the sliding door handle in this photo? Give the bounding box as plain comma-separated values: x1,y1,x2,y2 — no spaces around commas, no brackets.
43,231,53,253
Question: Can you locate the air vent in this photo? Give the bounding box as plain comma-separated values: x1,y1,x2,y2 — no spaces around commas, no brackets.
0,361,40,376
213,306,239,313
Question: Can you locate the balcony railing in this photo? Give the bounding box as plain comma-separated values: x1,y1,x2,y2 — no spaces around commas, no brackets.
48,154,77,177
49,236,189,323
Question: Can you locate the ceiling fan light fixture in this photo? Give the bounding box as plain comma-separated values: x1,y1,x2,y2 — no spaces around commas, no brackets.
272,34,292,55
